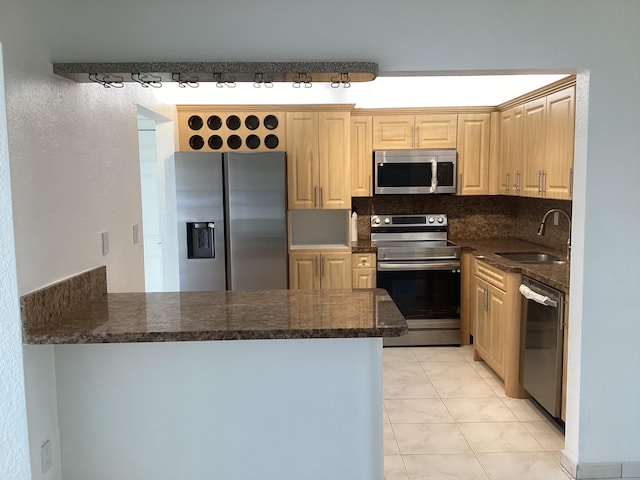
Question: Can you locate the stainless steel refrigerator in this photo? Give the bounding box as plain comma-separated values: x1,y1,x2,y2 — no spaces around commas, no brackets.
175,151,287,291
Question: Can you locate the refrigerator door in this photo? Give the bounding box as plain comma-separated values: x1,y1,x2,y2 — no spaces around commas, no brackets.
225,152,288,290
175,152,226,291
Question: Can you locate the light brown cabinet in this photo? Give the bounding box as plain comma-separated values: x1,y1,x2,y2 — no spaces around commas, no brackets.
289,251,352,290
350,116,373,197
372,114,457,150
176,107,286,153
456,113,491,195
351,253,376,288
521,86,575,199
497,105,524,195
286,111,351,209
473,259,527,398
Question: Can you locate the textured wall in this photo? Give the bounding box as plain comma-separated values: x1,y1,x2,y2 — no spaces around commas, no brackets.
0,44,32,480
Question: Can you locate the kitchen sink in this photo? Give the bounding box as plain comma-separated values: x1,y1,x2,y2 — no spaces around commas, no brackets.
496,252,566,264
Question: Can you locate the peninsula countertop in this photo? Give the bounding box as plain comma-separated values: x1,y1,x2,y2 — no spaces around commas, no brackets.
23,287,408,345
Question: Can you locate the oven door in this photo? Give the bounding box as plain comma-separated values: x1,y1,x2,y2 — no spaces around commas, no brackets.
377,260,461,345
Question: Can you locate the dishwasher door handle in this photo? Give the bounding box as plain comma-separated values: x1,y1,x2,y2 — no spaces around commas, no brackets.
519,284,558,308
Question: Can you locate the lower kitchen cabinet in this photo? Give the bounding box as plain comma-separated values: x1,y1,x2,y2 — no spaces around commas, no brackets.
473,258,527,398
351,253,376,288
289,251,352,290
460,250,474,345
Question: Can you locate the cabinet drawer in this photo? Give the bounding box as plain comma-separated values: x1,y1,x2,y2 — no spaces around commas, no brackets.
474,259,507,291
352,253,376,268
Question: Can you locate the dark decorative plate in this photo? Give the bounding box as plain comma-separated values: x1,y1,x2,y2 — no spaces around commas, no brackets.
226,115,241,130
207,115,222,130
265,134,279,149
189,135,205,150
227,135,242,149
264,115,279,130
208,135,223,150
188,115,203,130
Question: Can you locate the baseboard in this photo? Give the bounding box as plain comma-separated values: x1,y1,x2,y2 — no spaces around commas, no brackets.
561,455,640,479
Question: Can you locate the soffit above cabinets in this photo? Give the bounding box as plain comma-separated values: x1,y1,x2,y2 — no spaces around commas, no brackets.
52,61,378,88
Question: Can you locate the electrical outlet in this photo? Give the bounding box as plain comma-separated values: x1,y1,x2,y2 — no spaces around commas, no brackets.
102,231,110,256
132,224,139,245
41,439,52,473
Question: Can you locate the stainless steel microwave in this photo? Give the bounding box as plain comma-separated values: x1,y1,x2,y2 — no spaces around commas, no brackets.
374,149,457,194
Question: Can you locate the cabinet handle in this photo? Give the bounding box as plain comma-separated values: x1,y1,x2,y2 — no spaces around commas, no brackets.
505,172,510,192
415,125,420,148
483,286,488,312
569,167,574,195
538,170,543,194
316,256,320,278
515,171,520,192
314,186,318,207
542,171,547,195
320,187,323,207
320,256,324,279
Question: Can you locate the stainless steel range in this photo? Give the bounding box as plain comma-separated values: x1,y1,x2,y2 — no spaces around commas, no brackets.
371,214,461,346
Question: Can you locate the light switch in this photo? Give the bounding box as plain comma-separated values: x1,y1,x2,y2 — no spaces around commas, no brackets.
102,231,110,256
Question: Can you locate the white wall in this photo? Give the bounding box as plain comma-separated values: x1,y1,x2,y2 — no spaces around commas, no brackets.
54,339,383,480
1,0,639,474
0,43,32,480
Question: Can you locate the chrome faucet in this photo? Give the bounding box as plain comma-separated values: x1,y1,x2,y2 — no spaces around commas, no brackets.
537,209,572,261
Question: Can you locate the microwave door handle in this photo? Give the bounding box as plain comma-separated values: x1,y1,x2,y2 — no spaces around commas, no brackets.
429,159,438,193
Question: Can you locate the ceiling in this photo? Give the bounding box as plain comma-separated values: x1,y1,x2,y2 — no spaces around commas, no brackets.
150,73,570,108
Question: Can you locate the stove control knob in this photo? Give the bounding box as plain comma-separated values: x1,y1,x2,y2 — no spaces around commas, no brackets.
373,217,381,225
428,217,435,223
384,217,391,224
437,216,444,223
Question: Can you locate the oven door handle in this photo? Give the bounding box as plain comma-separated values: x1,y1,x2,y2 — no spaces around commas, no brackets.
378,261,461,271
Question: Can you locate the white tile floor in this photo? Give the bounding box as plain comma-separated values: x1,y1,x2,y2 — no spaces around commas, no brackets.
383,345,570,480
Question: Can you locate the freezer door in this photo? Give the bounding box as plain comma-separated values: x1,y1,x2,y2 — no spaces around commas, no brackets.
225,152,288,290
175,153,226,291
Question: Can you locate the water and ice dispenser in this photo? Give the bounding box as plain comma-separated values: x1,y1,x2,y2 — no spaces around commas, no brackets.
186,222,215,259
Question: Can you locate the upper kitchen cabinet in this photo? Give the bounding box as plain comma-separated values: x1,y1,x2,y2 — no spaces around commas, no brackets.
544,87,575,200
497,105,524,195
372,114,457,150
286,110,351,209
521,86,575,199
456,113,491,195
177,106,286,152
350,115,373,197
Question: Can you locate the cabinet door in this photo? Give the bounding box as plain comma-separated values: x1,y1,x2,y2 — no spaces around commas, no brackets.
372,115,414,149
318,112,351,209
457,113,490,195
521,98,547,197
286,112,319,209
498,106,524,195
474,278,489,359
289,252,320,290
544,86,575,200
350,116,373,197
321,253,352,289
486,283,506,377
415,114,458,149
352,269,376,288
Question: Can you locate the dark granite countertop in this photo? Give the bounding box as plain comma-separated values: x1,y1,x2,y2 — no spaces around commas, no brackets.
23,288,407,345
450,237,570,293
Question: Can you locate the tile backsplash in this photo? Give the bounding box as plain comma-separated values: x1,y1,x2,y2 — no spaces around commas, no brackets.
352,195,572,252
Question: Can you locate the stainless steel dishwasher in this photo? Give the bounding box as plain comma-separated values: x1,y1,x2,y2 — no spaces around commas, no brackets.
519,276,565,418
